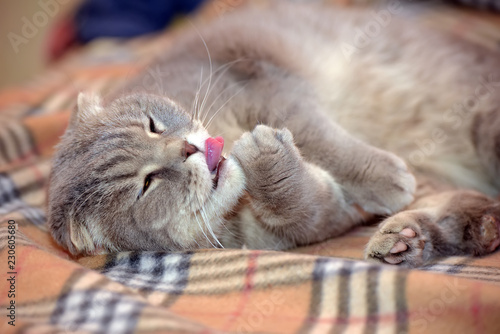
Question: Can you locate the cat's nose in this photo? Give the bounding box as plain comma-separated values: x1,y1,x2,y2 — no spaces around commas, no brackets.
183,141,198,159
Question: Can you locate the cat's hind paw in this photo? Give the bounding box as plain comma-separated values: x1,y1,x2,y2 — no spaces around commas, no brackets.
480,214,500,253
365,192,500,268
364,211,427,267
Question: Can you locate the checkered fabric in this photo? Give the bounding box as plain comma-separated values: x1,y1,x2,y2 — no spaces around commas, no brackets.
2,1,500,333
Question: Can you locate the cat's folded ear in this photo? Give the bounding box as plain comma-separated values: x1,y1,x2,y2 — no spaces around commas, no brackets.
69,92,104,127
68,219,97,255
48,213,98,256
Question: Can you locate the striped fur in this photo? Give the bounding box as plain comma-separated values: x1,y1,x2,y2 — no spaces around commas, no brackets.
48,1,500,267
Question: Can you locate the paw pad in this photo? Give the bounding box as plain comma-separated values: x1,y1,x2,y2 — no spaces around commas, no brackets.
389,241,407,254
365,217,425,268
400,227,416,238
481,215,500,252
383,228,417,262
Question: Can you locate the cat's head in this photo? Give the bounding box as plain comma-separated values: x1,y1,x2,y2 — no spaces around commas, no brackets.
48,92,245,255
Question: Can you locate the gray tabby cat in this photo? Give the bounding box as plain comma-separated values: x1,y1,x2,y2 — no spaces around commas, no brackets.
48,2,500,267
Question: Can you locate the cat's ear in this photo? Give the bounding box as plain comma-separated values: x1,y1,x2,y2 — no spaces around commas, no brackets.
48,214,97,255
69,92,104,127
77,92,103,112
68,219,97,255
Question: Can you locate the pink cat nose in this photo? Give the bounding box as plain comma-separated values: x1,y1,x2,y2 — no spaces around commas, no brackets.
205,136,224,172
184,141,198,159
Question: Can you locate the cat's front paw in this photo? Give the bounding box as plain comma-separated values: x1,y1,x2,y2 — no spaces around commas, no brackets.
365,210,427,268
349,151,416,215
233,124,298,159
231,125,302,194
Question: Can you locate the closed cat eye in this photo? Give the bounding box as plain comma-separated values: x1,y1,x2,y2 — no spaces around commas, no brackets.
149,117,163,134
138,174,153,199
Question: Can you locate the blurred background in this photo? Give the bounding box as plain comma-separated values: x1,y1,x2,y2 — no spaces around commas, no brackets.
0,1,80,89
0,0,498,91
0,0,205,90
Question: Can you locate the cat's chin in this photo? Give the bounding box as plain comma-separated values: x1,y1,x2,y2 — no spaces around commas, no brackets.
212,157,233,191
211,157,226,190
211,155,246,206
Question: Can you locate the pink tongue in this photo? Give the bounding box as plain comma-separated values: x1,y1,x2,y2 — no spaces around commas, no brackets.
205,137,224,172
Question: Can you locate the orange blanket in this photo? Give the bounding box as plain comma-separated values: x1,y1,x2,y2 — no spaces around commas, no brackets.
1,1,500,333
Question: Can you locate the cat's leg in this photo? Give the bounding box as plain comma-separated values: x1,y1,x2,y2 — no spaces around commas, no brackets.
365,96,500,267
219,63,416,216
471,102,500,189
216,64,415,217
231,125,367,246
365,183,500,267
266,106,416,217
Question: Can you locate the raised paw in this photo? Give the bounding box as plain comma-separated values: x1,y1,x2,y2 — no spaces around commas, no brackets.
365,211,427,268
231,125,304,194
231,125,300,169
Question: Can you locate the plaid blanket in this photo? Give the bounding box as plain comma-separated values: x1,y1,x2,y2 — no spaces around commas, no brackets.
2,1,500,333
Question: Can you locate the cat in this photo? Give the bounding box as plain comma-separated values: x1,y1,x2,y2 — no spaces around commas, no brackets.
47,1,500,267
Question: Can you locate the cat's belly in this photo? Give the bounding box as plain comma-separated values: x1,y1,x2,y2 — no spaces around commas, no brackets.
306,30,497,195
329,97,496,196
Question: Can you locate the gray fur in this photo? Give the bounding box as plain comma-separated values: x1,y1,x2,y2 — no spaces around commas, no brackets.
48,2,500,266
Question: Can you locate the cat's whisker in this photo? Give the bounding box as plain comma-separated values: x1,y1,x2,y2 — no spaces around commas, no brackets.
201,79,247,127
68,186,96,216
205,82,249,129
194,212,216,248
205,193,233,245
198,59,246,124
192,67,204,122
213,131,228,139
71,186,105,218
193,193,224,249
190,80,199,122
209,199,236,238
198,58,245,93
68,183,102,216
191,236,201,249
274,238,284,251
189,20,213,124
198,203,223,249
